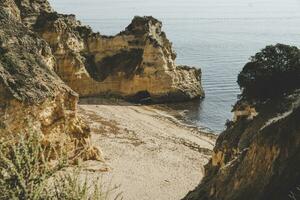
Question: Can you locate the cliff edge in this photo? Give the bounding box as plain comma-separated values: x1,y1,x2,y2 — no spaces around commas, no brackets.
184,44,300,200
0,0,102,161
15,0,204,103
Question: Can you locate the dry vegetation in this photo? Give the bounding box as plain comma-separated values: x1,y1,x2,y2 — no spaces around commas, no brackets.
0,131,122,200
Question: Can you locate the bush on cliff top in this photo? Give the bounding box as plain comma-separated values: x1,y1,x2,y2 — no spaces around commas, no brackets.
238,43,300,99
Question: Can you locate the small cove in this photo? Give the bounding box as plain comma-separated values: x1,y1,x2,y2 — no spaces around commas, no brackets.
49,0,300,133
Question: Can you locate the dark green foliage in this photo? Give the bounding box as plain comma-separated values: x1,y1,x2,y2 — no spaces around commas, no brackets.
238,44,300,99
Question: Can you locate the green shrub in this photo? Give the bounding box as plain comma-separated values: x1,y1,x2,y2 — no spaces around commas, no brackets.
238,44,300,99
0,132,122,200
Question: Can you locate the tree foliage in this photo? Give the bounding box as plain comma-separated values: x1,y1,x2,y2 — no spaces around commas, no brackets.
238,44,300,99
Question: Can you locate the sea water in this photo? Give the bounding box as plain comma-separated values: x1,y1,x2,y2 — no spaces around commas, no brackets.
48,0,300,133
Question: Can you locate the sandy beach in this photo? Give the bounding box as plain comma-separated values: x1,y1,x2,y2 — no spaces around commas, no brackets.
78,98,216,200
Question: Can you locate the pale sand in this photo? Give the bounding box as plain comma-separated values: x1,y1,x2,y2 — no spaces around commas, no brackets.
78,98,216,200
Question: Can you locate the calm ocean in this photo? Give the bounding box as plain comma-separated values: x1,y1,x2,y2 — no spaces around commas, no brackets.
49,0,300,133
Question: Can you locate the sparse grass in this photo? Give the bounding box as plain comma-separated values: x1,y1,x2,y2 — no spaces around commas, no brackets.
51,170,123,200
0,131,122,200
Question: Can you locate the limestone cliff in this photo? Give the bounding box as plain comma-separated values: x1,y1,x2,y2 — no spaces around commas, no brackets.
15,0,204,103
184,44,300,200
0,0,101,161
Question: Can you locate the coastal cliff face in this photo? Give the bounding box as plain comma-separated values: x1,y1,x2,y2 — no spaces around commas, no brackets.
0,0,101,161
184,44,300,200
14,0,204,103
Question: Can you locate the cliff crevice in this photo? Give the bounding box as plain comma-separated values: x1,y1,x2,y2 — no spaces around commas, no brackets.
0,0,102,162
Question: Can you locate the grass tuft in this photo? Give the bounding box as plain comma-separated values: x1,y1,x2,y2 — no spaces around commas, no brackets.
0,131,122,200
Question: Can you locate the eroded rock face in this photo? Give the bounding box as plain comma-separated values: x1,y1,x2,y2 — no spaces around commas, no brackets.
184,45,300,200
15,0,204,103
0,0,101,161
15,0,53,26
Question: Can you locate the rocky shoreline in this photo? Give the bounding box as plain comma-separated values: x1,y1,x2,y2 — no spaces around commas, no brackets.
1,0,300,200
20,0,204,103
151,102,220,134
184,44,300,200
0,0,204,162
0,1,211,199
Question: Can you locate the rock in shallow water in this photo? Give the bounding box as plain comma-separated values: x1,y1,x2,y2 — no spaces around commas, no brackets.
15,0,204,103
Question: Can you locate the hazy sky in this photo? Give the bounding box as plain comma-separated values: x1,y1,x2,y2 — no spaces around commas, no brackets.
49,0,300,20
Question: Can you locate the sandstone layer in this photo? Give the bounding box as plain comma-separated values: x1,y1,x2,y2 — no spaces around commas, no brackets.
184,44,300,200
15,0,204,103
0,0,101,161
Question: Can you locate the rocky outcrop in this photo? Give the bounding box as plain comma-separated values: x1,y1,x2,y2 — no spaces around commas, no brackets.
0,0,102,161
15,0,53,27
15,0,204,103
184,44,300,200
